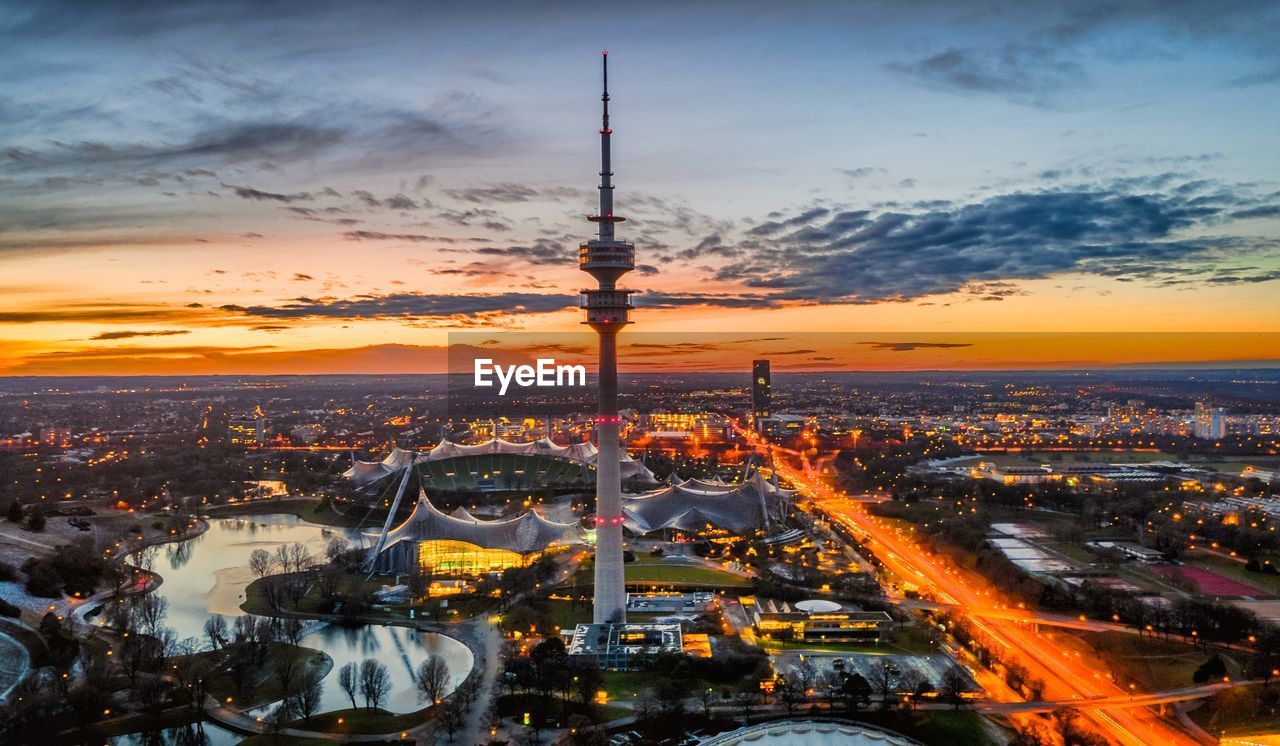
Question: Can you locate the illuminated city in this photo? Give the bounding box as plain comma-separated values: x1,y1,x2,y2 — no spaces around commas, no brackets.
3,3,1280,746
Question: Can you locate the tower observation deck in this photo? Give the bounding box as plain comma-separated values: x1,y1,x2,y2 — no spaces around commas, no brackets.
581,51,631,625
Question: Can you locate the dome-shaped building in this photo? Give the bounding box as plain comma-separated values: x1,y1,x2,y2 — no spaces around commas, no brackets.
699,719,922,746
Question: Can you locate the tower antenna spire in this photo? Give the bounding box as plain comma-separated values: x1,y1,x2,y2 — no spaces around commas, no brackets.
592,51,622,243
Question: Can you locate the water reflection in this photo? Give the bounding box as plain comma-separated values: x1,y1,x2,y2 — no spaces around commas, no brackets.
108,721,236,746
139,514,361,641
304,624,472,713
129,514,473,718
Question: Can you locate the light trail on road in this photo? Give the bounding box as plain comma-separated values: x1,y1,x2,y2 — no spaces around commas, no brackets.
733,422,1205,745
803,487,1200,745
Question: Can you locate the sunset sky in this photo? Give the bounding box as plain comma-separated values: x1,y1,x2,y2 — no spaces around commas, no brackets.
3,1,1279,375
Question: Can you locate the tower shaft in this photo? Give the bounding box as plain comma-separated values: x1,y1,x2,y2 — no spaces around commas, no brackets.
580,52,633,625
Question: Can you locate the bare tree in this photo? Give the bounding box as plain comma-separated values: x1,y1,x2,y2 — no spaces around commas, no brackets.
276,647,301,693
439,701,464,743
794,658,817,695
295,670,325,723
868,661,897,710
338,661,359,710
132,592,169,637
897,670,926,710
325,536,350,563
942,667,969,709
268,696,298,735
699,687,716,719
203,614,228,650
264,574,288,610
273,544,292,576
282,616,306,648
778,677,802,715
416,654,451,704
359,659,391,710
249,548,273,579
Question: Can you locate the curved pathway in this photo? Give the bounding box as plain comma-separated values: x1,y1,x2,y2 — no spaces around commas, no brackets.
0,625,31,700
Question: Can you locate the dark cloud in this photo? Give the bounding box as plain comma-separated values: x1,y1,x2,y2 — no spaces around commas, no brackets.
636,290,780,309
352,190,428,210
746,207,831,237
6,123,345,172
888,44,1083,102
0,304,206,324
437,207,509,230
713,179,1280,303
443,183,586,204
225,184,313,203
881,2,1280,103
1231,205,1280,219
89,329,191,340
860,342,973,352
838,167,886,179
219,292,573,320
445,183,538,204
467,240,572,266
342,230,483,244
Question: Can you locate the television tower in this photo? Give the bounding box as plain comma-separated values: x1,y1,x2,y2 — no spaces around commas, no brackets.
580,51,633,625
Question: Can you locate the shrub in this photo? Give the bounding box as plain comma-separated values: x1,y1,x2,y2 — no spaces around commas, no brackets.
23,561,63,597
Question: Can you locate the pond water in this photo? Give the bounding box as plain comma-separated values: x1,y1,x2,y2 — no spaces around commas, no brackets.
139,514,356,637
0,628,30,700
108,721,240,746
124,514,472,718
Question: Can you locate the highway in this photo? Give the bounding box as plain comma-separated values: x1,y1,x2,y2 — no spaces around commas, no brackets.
813,494,1202,744
736,424,1209,745
976,680,1257,715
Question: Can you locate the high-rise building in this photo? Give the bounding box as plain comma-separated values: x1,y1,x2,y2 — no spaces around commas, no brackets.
579,52,633,626
752,360,771,427
227,412,267,447
1194,401,1226,440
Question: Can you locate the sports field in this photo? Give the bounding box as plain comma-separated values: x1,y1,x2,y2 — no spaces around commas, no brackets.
1154,565,1263,597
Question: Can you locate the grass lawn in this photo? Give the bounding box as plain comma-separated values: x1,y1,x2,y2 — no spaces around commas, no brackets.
294,706,432,735
1058,631,1240,692
567,560,750,588
1187,684,1280,737
600,670,669,701
759,620,937,655
200,642,333,710
207,498,384,529
546,598,594,630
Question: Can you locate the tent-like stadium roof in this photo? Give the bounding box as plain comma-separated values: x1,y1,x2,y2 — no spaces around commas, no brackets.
371,491,587,555
621,470,793,535
344,437,655,486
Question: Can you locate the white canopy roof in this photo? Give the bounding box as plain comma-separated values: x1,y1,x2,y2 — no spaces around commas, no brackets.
344,436,655,486
621,469,792,534
371,490,587,555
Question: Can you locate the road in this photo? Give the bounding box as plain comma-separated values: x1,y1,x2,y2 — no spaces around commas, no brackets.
812,495,1205,744
734,423,1209,746
975,680,1259,714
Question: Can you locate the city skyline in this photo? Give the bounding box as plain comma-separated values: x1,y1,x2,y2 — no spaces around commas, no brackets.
4,0,1280,376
